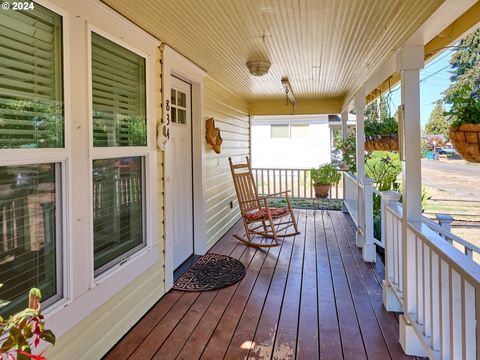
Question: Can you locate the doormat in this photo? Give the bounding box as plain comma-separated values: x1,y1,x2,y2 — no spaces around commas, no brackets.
172,253,245,291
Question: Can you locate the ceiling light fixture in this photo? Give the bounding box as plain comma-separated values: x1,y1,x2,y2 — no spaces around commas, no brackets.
281,76,295,105
246,60,271,76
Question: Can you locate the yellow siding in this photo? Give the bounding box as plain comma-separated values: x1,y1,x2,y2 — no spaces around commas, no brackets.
45,48,166,360
45,265,164,359
205,78,250,248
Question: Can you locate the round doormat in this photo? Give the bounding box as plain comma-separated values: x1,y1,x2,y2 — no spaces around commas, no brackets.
172,253,245,291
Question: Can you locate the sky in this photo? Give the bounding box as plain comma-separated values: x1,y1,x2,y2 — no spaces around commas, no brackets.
387,49,454,127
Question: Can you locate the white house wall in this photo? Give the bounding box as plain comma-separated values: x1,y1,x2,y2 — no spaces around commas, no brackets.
252,116,332,169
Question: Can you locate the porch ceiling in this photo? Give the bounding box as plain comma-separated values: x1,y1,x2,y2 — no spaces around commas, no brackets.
102,0,443,108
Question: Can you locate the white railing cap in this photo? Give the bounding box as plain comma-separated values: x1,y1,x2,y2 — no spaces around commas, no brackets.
382,191,402,201
359,177,374,185
435,214,454,222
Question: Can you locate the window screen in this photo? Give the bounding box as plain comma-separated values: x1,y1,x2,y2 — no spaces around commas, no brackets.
271,125,289,138
93,157,144,274
0,163,60,317
0,3,64,148
91,33,147,147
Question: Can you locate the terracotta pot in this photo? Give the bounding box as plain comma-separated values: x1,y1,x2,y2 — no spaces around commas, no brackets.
365,134,399,152
313,184,330,198
449,124,480,163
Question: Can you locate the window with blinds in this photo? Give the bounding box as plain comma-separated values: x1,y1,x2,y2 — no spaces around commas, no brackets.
0,3,64,149
271,125,289,138
0,163,61,317
91,33,147,147
93,157,144,274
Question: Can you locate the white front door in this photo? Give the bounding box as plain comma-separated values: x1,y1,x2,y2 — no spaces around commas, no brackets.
168,77,193,269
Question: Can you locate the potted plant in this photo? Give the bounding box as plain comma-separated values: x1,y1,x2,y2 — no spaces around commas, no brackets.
364,116,399,151
0,286,56,360
310,163,341,198
444,84,480,163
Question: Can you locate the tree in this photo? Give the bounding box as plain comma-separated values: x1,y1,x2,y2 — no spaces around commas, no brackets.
424,100,450,138
443,28,480,102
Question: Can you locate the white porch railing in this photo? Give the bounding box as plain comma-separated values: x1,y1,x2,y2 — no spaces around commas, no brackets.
381,199,480,358
403,221,479,359
343,172,376,262
251,168,343,200
343,171,358,224
423,215,480,262
342,176,480,358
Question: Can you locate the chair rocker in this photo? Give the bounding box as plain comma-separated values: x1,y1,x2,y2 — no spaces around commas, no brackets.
229,156,300,248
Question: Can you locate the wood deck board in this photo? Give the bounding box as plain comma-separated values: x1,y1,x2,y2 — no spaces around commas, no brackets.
105,210,417,360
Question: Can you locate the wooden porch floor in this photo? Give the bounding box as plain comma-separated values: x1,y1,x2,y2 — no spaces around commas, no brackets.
105,210,417,360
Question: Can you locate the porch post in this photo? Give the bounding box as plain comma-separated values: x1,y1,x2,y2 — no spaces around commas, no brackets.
354,91,366,179
341,110,349,213
354,90,366,248
397,45,426,356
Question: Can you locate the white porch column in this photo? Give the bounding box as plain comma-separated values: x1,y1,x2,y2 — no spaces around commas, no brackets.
397,45,426,357
341,110,349,213
354,90,366,248
354,91,366,179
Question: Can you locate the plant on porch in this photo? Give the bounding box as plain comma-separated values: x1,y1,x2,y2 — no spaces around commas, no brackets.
310,163,341,198
445,83,480,162
443,29,480,162
0,286,56,360
364,96,399,152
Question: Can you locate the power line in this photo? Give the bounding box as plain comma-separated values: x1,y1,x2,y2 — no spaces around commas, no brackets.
420,64,451,83
424,50,451,69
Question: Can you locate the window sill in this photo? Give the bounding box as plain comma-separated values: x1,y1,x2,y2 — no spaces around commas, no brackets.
42,243,159,342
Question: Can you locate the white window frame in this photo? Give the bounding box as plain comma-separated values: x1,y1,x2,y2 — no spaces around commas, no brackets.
11,0,161,343
0,0,71,317
87,25,152,278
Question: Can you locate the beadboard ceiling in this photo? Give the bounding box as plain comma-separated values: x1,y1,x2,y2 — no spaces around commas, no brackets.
102,0,444,105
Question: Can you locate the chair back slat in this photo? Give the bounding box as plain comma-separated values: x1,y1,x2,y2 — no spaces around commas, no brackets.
229,157,260,213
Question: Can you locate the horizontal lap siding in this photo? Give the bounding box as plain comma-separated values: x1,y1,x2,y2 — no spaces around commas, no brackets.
45,48,166,360
204,78,250,248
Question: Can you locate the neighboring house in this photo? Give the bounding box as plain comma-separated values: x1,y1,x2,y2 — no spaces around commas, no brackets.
251,115,331,169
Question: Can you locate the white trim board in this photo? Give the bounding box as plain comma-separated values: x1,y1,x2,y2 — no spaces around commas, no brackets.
162,45,208,291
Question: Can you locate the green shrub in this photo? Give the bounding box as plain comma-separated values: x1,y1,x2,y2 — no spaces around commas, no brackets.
310,163,341,185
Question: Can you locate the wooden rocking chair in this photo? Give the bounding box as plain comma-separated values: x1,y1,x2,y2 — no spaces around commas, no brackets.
229,156,300,248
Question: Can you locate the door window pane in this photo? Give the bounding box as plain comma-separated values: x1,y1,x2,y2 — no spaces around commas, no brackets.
0,3,64,148
93,157,144,274
178,109,186,125
177,91,186,107
0,163,60,317
91,33,147,147
271,125,289,138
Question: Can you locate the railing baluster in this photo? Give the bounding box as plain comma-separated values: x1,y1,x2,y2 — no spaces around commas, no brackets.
267,169,270,196
261,169,265,196
279,169,282,194
304,170,307,199
273,169,276,194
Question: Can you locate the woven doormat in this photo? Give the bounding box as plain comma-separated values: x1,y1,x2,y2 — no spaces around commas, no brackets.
172,253,245,291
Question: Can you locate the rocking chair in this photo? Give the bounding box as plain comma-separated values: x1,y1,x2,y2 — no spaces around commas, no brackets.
229,156,300,248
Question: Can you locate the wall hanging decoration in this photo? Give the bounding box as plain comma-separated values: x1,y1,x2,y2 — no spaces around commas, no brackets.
206,117,223,154
156,122,169,150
